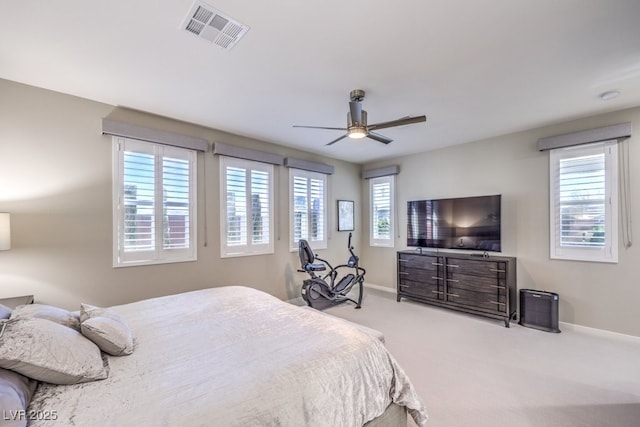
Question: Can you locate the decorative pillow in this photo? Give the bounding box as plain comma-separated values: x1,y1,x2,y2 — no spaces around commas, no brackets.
0,304,11,320
0,368,37,427
10,304,80,330
0,318,108,385
81,316,134,356
80,303,125,324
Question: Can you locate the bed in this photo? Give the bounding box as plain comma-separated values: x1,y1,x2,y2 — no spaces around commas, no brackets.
0,286,427,426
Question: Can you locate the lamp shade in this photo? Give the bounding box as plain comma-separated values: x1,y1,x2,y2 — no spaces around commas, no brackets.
0,213,10,251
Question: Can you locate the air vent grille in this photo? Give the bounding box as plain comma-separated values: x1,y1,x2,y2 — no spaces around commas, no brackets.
181,1,249,50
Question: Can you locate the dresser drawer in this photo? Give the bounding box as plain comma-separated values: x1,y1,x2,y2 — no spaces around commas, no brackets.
445,287,507,313
398,278,443,301
446,258,508,279
398,254,443,272
446,272,507,291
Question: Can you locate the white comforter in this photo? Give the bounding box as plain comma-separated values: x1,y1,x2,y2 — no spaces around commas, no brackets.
28,286,428,426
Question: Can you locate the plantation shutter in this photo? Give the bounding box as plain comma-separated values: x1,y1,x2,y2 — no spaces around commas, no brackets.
556,150,605,248
289,169,328,250
292,176,324,242
115,138,197,267
220,156,274,257
549,141,617,262
372,179,391,240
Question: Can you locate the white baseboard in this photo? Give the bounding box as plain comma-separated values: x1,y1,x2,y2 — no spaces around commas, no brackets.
365,283,640,343
363,282,397,294
559,321,640,344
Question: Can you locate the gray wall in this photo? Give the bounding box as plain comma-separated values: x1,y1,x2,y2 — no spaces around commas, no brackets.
361,106,640,337
2,77,639,338
0,79,361,308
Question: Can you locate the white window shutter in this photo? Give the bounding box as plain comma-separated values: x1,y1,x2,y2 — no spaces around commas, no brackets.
113,137,197,267
550,141,618,262
220,157,274,257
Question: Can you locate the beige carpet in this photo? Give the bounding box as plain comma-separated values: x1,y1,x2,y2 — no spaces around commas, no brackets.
324,288,640,427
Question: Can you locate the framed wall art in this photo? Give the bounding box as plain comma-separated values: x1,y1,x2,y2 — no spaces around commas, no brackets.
337,200,354,231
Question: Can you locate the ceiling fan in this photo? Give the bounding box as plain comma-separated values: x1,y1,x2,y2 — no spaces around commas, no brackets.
293,89,426,146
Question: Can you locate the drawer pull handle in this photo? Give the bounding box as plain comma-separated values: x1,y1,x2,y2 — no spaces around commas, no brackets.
431,276,444,280
432,291,444,294
489,301,505,306
447,264,459,268
432,262,443,266
400,285,409,288
447,293,459,297
489,268,506,273
489,285,506,289
398,259,408,262
446,278,459,282
399,272,409,275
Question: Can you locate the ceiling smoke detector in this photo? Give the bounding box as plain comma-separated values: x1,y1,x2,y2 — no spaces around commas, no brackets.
181,1,249,50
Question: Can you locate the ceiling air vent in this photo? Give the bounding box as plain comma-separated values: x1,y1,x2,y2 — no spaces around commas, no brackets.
181,1,249,50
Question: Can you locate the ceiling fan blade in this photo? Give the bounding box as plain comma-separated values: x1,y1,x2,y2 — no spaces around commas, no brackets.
349,101,362,125
368,115,426,131
293,125,347,131
326,134,349,146
366,131,393,144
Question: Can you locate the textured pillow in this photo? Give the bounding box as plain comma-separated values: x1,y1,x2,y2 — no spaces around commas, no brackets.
0,318,108,385
81,316,134,356
0,304,11,320
0,368,37,427
10,304,80,330
80,303,125,324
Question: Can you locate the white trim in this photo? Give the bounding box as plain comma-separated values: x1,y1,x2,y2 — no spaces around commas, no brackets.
363,282,397,294
558,322,640,344
219,156,275,258
549,141,618,263
369,175,395,248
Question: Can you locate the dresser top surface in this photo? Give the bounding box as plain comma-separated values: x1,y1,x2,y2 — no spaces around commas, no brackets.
398,250,515,262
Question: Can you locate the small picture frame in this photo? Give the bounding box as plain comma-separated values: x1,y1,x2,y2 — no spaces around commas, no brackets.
337,200,354,231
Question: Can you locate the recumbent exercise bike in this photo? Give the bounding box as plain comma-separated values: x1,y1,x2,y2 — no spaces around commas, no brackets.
298,232,365,309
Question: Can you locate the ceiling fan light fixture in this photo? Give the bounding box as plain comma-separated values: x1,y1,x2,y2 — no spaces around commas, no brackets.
348,126,367,139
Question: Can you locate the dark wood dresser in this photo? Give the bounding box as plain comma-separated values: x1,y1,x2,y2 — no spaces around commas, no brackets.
397,251,516,327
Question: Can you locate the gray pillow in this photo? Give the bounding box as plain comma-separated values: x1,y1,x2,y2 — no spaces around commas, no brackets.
10,304,80,330
80,304,134,356
0,304,11,320
0,368,37,427
81,316,134,356
0,318,108,385
80,303,125,324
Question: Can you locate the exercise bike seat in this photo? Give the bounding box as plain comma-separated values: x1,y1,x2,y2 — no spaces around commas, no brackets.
304,262,326,272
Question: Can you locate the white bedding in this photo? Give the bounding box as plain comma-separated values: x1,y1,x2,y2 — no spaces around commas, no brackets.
27,286,428,426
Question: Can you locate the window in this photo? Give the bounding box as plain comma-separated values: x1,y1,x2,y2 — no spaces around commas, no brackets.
112,137,197,267
290,169,327,250
370,175,394,247
220,156,274,257
549,141,618,263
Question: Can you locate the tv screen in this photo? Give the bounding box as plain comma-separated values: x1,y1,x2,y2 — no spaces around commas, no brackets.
407,195,501,252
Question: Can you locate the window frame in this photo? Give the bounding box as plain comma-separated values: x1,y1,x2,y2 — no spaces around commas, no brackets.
289,168,328,251
112,137,197,267
370,175,395,248
549,140,618,263
219,156,275,258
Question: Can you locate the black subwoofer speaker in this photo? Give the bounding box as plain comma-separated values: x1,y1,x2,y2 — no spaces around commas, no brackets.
519,289,561,333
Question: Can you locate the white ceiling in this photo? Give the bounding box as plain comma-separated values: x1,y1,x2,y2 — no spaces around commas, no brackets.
1,0,640,164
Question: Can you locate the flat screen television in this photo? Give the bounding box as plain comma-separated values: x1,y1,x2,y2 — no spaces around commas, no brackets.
407,195,501,252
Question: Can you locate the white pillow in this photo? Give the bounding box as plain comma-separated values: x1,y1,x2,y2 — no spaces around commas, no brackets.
80,303,125,324
81,316,134,356
0,318,108,385
10,304,80,330
80,303,134,356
